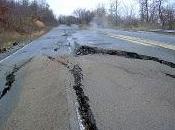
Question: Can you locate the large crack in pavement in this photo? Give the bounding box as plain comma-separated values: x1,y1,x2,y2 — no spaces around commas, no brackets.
75,45,175,68
0,58,32,100
47,56,98,130
70,65,98,130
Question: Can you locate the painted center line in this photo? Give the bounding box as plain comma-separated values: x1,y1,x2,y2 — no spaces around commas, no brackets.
105,33,175,51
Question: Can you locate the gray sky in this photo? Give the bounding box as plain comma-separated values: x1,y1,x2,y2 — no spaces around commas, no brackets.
46,0,138,16
47,0,109,16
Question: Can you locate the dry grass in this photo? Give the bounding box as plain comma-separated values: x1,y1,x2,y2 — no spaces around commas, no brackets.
0,29,48,50
0,31,27,48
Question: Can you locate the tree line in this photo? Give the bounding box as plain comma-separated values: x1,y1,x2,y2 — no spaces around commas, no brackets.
139,0,175,29
58,0,175,30
0,0,58,33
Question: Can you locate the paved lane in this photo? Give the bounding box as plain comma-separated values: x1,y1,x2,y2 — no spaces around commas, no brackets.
0,25,76,129
75,54,175,130
71,28,175,63
0,26,75,65
101,28,175,46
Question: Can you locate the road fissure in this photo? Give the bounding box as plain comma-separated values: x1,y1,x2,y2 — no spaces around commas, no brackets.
47,56,98,130
70,65,98,130
75,45,175,68
165,73,175,79
0,58,32,100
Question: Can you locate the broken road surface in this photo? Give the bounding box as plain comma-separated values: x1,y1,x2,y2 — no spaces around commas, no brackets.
0,25,175,130
74,54,175,130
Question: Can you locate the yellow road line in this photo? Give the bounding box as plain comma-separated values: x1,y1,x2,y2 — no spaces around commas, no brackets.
105,33,175,51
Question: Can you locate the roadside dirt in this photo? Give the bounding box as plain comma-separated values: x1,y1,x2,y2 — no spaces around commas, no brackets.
0,29,48,56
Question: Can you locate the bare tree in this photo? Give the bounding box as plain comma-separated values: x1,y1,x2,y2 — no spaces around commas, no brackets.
74,9,94,24
58,15,78,25
0,0,57,32
161,6,175,29
139,0,149,23
109,0,120,24
157,0,166,28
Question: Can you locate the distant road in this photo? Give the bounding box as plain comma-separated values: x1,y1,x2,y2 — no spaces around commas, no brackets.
1,26,175,64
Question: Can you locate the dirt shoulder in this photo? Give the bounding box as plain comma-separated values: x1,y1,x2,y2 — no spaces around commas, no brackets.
0,28,50,61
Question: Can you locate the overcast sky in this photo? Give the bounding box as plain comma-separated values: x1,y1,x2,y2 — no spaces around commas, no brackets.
47,0,109,16
46,0,138,17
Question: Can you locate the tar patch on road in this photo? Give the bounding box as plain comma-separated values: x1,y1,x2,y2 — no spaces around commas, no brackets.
75,45,175,68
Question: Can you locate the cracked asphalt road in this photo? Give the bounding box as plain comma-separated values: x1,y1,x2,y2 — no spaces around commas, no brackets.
75,54,175,130
0,25,175,130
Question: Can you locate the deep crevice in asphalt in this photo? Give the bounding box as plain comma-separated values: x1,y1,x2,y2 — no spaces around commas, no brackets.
47,55,98,130
71,65,98,130
0,70,15,99
0,58,32,100
165,73,175,78
75,45,175,68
